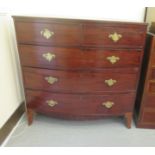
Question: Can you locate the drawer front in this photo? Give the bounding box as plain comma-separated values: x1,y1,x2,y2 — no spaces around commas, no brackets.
83,25,145,48
15,22,81,45
142,110,155,124
19,45,142,70
148,81,155,93
26,90,135,116
23,67,137,93
143,95,155,108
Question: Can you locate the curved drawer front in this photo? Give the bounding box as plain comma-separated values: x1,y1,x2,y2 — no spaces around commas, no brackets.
15,21,146,48
26,90,135,116
23,67,137,93
15,21,81,46
83,24,145,48
19,45,141,70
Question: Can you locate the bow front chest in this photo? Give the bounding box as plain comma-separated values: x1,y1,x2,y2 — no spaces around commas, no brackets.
13,16,147,128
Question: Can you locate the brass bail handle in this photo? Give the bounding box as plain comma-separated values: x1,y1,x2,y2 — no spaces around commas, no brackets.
40,28,54,39
46,100,58,107
102,101,114,109
106,56,120,64
42,52,56,62
44,76,58,85
108,32,122,42
105,79,117,87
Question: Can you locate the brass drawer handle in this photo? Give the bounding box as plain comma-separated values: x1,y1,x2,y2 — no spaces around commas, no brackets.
42,52,56,62
46,100,58,107
108,32,122,42
105,79,117,87
106,56,120,64
102,101,114,109
45,76,58,84
40,28,54,39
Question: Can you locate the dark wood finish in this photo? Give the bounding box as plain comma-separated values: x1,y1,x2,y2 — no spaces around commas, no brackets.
23,67,137,93
142,95,155,108
148,82,155,93
14,16,147,49
15,21,81,46
142,110,155,123
19,45,142,70
13,16,147,27
150,68,155,79
0,103,25,145
27,108,35,125
135,33,155,128
13,16,147,128
83,24,145,48
26,90,135,117
124,112,132,128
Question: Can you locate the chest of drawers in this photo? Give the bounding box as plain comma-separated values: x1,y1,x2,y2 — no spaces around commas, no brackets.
135,33,155,128
13,16,147,128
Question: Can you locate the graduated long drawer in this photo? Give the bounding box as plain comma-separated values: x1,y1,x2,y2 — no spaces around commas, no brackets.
23,67,137,93
26,90,135,117
19,45,142,70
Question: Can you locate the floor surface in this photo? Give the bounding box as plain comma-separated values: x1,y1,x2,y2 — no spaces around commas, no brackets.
4,113,155,147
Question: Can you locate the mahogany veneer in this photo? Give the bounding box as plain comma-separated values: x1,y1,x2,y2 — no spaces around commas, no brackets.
26,90,135,117
19,45,142,70
135,33,155,128
13,16,147,128
23,67,137,93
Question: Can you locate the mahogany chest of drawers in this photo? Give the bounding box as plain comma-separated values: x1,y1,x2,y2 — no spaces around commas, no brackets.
13,16,147,128
135,33,155,128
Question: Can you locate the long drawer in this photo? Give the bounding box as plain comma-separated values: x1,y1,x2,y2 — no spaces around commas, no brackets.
26,90,135,117
23,67,137,93
19,45,142,70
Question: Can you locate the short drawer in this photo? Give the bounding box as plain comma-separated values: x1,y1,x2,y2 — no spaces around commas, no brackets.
23,67,137,93
15,21,81,46
83,24,146,48
19,45,142,70
26,90,135,117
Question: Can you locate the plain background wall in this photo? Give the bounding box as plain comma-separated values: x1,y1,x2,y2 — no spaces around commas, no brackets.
145,7,155,22
0,1,146,128
0,14,24,128
145,7,155,29
0,0,145,22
